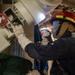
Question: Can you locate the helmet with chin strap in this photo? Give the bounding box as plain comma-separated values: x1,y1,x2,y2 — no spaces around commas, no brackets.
50,11,75,38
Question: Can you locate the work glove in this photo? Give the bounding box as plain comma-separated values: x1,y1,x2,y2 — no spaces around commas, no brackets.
12,24,32,50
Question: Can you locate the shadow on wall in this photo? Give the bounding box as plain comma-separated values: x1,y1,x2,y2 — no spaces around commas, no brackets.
0,4,12,12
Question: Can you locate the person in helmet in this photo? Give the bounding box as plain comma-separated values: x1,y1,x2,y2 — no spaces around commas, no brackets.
12,11,75,75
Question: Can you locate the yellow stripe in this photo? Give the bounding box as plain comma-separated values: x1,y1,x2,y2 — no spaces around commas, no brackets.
56,15,75,23
56,15,63,18
66,17,75,23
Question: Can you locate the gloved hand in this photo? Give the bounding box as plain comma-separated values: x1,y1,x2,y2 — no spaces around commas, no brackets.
12,24,32,50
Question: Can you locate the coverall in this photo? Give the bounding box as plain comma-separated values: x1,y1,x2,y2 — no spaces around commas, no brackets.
25,33,75,75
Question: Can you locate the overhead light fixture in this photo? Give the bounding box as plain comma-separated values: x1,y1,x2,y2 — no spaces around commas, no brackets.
39,13,45,21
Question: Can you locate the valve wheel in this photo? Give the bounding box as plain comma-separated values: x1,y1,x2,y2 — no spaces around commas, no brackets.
0,13,8,27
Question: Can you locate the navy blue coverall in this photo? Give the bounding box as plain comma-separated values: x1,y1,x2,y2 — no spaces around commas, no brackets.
25,36,75,75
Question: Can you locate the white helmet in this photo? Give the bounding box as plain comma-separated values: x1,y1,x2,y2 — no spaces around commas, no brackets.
39,0,63,6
